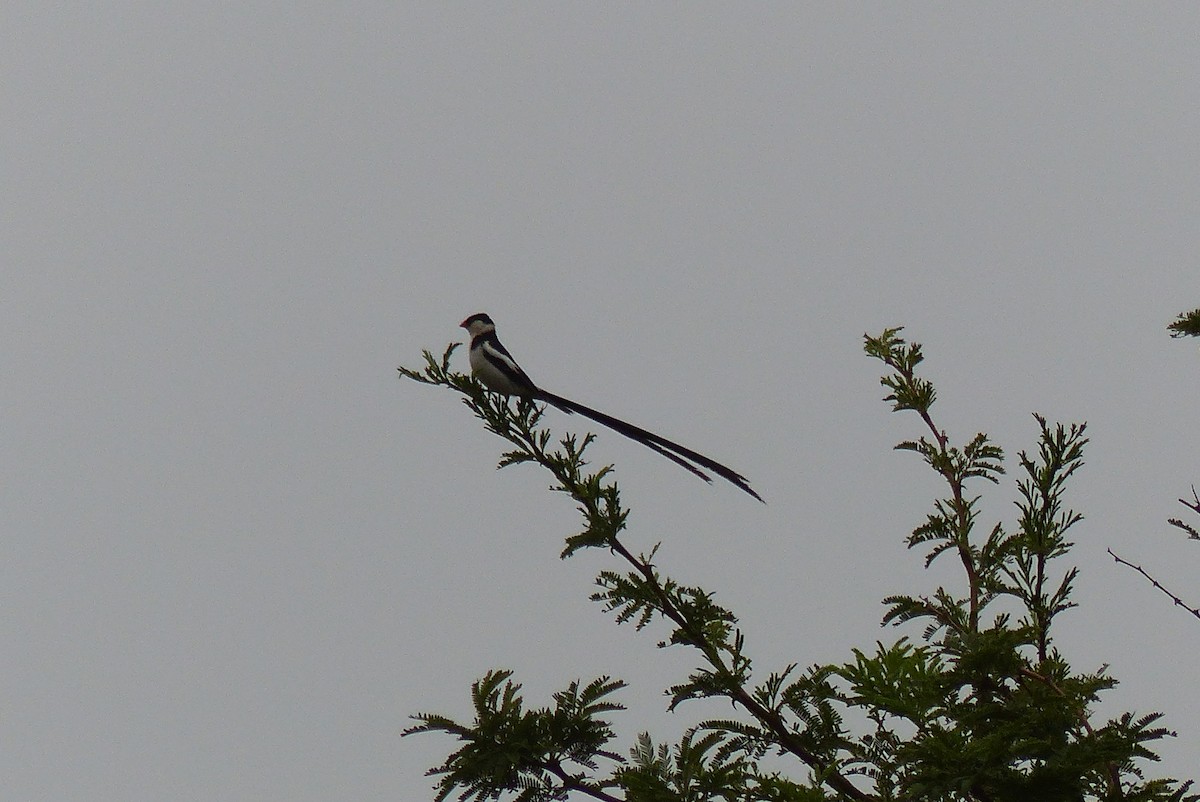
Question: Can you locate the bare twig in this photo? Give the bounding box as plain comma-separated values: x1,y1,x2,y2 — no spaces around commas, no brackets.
1108,548,1200,621
1181,485,1200,516
1168,486,1200,539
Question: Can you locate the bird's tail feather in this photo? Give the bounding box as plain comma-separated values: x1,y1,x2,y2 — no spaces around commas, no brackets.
536,390,763,502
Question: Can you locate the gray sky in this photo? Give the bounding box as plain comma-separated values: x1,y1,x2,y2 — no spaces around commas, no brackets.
5,5,1199,799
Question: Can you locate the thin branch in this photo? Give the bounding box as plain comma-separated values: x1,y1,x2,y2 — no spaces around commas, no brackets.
891,353,980,631
1108,548,1200,621
543,759,624,802
916,407,949,452
1181,485,1200,516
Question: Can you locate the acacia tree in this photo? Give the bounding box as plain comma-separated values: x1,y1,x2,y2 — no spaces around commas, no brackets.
399,328,1194,801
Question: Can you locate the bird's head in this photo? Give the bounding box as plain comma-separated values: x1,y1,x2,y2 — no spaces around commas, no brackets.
460,313,495,337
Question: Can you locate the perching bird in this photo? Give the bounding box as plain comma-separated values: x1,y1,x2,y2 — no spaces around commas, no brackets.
460,313,762,501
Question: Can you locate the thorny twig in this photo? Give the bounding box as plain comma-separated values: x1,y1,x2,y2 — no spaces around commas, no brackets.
1108,548,1200,621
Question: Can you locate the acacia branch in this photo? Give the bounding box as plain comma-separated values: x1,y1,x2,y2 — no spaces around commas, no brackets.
542,759,623,802
604,537,872,802
918,404,982,632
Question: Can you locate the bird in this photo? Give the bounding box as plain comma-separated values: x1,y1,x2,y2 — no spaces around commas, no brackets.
460,313,762,501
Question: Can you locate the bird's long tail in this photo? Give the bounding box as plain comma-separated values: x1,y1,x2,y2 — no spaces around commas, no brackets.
536,390,763,502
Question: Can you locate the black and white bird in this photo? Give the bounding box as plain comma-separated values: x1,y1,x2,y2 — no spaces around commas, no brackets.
460,313,762,501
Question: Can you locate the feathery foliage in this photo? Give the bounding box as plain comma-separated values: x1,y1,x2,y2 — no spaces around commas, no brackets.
1167,308,1200,338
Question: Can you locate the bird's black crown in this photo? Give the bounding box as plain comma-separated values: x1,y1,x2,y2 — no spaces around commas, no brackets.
460,313,493,328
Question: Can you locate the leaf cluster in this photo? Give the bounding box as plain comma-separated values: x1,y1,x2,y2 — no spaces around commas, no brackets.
1167,308,1200,338
406,671,627,802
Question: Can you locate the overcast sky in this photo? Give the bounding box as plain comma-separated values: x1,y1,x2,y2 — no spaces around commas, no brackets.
5,5,1199,800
